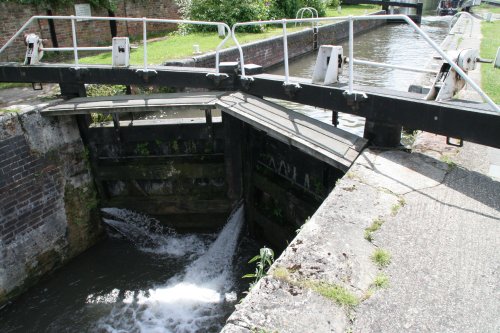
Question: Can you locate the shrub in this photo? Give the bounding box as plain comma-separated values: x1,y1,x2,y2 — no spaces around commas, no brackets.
188,0,271,32
300,0,328,16
269,0,302,19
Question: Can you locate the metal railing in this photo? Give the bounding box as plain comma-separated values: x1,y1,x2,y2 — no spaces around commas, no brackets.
449,12,474,37
295,7,319,28
231,14,499,112
0,15,231,74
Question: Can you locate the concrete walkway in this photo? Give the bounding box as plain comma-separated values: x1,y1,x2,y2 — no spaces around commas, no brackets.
0,84,58,111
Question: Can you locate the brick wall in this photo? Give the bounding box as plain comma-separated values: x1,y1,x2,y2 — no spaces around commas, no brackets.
0,108,102,306
0,136,62,245
0,0,180,62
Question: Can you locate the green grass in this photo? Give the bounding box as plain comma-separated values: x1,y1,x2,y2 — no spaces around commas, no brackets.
371,248,391,268
364,217,384,242
77,5,381,66
0,82,31,89
325,4,381,17
480,20,500,104
373,273,389,288
272,266,358,307
309,281,359,307
390,197,406,216
476,4,500,14
0,108,21,113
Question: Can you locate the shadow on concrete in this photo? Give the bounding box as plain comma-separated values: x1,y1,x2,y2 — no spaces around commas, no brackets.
359,149,500,219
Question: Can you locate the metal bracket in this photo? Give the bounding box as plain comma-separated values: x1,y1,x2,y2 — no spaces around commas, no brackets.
343,90,368,103
135,69,158,82
69,67,89,79
206,73,229,87
239,76,254,90
32,82,43,91
446,136,463,147
283,82,302,98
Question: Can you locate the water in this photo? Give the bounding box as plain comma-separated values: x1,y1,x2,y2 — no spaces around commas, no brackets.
0,206,255,333
268,16,450,136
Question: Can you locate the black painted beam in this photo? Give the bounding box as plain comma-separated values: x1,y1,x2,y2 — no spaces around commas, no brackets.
0,63,498,149
0,63,234,90
239,75,500,149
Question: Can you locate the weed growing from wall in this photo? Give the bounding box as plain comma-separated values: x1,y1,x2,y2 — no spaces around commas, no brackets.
243,247,275,288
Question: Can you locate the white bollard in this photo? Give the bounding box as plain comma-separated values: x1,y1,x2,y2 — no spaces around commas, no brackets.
312,45,344,85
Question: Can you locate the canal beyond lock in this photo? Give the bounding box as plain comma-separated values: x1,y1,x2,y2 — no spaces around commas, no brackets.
269,15,450,136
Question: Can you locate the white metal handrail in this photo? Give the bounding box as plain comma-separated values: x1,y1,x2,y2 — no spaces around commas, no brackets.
0,15,232,74
295,7,319,28
231,14,499,112
449,12,474,37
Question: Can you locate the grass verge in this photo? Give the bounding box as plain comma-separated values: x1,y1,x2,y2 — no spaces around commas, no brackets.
0,82,31,90
480,20,499,104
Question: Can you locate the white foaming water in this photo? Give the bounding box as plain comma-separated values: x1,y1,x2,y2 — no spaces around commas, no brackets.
101,208,209,257
97,205,245,333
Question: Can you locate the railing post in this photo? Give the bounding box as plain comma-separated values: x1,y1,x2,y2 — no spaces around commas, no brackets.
282,20,290,85
348,16,354,94
70,16,79,67
143,17,148,71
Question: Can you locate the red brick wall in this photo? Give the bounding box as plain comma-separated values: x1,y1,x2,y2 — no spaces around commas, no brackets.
0,0,180,62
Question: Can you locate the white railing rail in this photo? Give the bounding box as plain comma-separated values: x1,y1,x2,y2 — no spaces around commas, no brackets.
0,15,232,74
231,14,499,112
295,7,319,28
449,12,474,37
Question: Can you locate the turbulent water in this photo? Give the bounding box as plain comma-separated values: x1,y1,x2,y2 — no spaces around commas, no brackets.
96,206,244,333
0,206,250,333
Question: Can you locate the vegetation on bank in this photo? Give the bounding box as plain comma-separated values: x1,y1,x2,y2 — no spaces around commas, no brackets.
0,82,30,89
480,20,499,104
476,3,500,14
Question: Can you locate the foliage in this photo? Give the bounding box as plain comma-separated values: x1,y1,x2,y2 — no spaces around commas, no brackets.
86,84,126,97
177,0,329,29
0,82,31,89
268,0,301,19
309,281,359,307
373,273,389,288
188,0,270,32
2,0,119,10
364,217,384,242
86,84,126,124
480,20,500,104
329,0,340,8
371,248,391,268
300,0,327,16
243,247,275,287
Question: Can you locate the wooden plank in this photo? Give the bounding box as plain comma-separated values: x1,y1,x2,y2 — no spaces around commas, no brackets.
221,92,361,145
96,162,225,180
103,197,231,215
41,92,222,116
218,92,367,171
